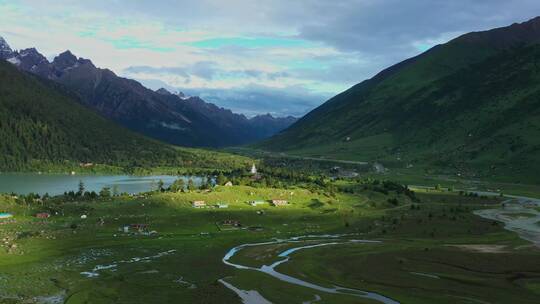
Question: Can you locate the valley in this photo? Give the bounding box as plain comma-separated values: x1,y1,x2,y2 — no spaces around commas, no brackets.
0,165,539,304
1,4,540,304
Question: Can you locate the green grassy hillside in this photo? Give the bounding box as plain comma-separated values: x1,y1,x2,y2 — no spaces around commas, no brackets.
257,18,540,183
0,60,249,172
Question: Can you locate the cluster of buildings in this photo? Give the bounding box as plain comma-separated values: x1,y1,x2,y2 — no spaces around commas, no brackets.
191,201,229,209
250,199,289,207
192,199,289,208
188,165,289,209
119,224,157,236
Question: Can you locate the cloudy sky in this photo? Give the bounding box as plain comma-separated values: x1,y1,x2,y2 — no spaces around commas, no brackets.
1,0,539,117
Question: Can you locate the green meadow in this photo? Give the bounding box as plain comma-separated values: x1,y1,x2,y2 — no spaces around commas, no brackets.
0,182,539,304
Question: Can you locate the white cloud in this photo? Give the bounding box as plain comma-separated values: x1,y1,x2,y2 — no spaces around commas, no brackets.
1,0,540,116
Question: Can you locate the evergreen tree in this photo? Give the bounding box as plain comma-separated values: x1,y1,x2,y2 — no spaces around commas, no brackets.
112,185,119,196
171,178,185,192
99,187,111,198
0,61,249,172
78,180,85,196
200,177,209,190
217,173,227,185
187,178,196,192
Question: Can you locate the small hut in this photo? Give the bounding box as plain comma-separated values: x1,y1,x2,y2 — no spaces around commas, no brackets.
192,201,206,208
35,213,50,219
250,200,265,206
271,199,288,207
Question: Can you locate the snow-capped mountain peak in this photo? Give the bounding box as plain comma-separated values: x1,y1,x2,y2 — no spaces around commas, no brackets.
0,36,11,50
176,91,190,100
0,36,14,58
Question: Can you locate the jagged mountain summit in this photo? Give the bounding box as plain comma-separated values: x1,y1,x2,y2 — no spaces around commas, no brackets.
156,87,297,141
0,38,296,147
248,113,297,138
0,36,13,58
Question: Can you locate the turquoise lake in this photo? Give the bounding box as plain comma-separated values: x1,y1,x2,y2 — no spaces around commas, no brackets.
0,174,204,196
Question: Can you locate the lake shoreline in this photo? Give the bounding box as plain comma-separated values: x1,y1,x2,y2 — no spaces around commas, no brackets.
0,174,208,196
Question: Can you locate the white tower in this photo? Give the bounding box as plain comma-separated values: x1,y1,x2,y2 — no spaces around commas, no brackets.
250,163,257,175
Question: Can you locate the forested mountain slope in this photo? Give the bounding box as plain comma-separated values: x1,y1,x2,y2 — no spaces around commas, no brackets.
257,17,540,181
0,60,247,171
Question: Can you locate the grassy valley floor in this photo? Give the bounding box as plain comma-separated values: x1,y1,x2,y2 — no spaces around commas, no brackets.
0,184,539,304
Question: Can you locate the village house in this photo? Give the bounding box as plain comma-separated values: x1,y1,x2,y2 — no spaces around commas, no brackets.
216,202,229,208
192,201,206,208
35,212,50,219
222,219,241,227
250,200,265,206
271,199,288,207
130,224,149,232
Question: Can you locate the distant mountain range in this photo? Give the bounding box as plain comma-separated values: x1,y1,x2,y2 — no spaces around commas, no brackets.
0,37,296,147
0,59,243,171
257,17,540,182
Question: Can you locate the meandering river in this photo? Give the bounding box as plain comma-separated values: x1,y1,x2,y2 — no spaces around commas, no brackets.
221,235,400,304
